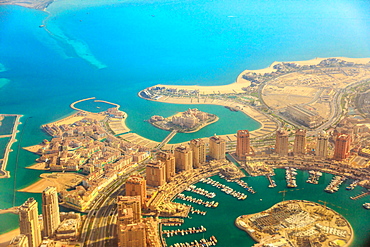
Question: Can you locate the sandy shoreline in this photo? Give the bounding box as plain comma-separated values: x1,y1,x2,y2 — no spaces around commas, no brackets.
242,57,370,74
0,228,19,247
144,96,278,142
150,57,370,94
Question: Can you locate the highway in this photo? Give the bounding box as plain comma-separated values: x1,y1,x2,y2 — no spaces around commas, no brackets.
80,164,144,247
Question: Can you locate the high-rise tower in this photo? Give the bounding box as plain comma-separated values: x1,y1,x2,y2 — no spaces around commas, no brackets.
19,198,42,247
293,129,306,156
275,130,289,156
146,160,166,187
174,145,193,172
333,133,351,161
316,131,329,158
236,130,250,160
209,135,226,160
42,186,60,238
125,175,147,206
157,151,175,182
189,139,206,168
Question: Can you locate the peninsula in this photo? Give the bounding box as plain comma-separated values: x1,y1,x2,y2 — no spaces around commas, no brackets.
148,108,218,133
235,200,353,247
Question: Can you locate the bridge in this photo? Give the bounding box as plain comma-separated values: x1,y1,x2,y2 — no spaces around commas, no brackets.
156,130,178,150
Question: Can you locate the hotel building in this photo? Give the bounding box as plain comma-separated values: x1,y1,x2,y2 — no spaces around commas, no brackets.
174,145,193,172
275,130,289,156
293,129,306,156
236,130,251,160
146,161,166,187
156,151,176,182
209,135,226,160
316,131,329,158
333,133,351,161
42,186,60,238
189,139,206,168
125,175,147,206
19,198,42,247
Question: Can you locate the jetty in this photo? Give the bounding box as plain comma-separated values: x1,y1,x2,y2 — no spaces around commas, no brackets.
306,170,322,184
350,191,370,200
285,167,297,188
176,194,219,208
199,177,247,200
266,174,277,188
162,225,206,238
169,236,218,247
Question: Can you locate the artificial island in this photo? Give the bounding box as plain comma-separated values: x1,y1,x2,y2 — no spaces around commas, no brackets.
148,108,218,133
1,57,370,247
236,200,353,247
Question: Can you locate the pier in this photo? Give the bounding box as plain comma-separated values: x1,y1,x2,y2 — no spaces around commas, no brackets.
162,225,206,238
266,174,277,188
350,191,370,200
157,130,178,150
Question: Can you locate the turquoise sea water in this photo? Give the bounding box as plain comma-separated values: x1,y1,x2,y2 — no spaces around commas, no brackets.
0,0,370,244
166,169,370,247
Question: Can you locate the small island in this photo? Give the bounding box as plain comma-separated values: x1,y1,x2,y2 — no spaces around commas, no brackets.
235,200,353,247
148,108,218,133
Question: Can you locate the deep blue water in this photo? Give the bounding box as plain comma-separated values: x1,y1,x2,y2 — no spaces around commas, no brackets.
0,0,370,244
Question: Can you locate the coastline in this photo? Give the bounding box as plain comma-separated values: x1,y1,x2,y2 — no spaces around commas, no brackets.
0,228,19,247
235,200,354,247
139,96,277,142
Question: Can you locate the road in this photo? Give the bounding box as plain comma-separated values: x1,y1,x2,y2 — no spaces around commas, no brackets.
80,164,144,247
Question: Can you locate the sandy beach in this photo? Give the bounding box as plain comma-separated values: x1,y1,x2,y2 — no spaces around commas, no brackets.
0,228,19,247
151,57,370,95
242,57,370,74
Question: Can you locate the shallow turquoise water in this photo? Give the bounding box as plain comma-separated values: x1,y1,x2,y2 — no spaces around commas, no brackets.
0,116,16,135
0,0,370,243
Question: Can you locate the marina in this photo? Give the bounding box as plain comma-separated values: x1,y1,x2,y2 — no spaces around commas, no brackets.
176,194,219,208
306,170,322,184
346,180,359,190
169,236,218,247
185,185,216,199
350,191,370,200
285,167,297,188
165,169,370,247
234,179,256,194
266,173,277,188
199,177,247,200
162,225,207,238
324,176,347,193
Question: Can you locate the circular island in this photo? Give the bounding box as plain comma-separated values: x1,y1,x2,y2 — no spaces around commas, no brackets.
235,200,353,247
148,108,219,133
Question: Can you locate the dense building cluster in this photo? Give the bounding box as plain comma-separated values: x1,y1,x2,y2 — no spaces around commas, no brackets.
11,187,81,247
